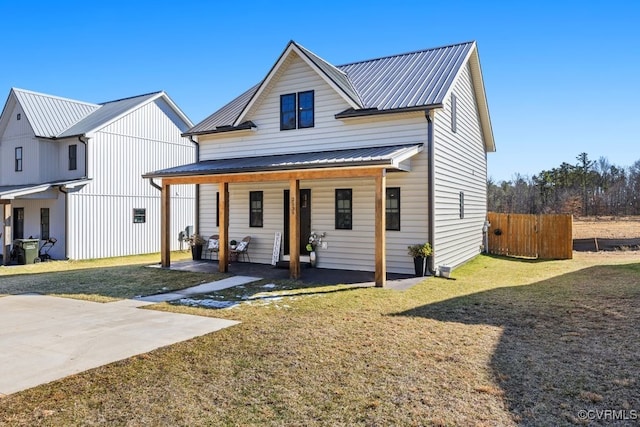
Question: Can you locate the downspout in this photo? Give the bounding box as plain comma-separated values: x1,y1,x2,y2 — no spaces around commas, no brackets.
189,136,200,234
425,110,436,275
59,186,69,260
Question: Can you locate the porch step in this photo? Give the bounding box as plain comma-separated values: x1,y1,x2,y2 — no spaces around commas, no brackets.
282,255,310,262
275,260,311,269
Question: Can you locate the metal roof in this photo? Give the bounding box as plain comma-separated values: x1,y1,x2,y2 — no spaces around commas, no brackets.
184,41,475,135
144,144,423,178
12,89,100,138
58,92,161,137
0,178,91,199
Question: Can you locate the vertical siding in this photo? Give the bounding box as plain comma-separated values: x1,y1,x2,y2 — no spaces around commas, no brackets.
9,196,66,260
432,63,488,271
196,53,433,274
0,101,42,185
66,100,195,259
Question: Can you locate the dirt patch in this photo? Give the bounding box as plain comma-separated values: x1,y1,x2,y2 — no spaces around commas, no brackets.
573,216,640,239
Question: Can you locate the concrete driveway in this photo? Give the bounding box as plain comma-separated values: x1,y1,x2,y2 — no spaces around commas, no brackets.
0,294,238,395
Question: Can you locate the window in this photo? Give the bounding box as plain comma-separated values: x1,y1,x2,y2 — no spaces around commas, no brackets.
459,191,465,219
386,187,401,231
216,192,219,227
335,189,352,230
15,147,22,171
280,90,314,130
451,94,457,133
69,144,77,170
133,208,146,223
249,191,263,227
40,208,50,240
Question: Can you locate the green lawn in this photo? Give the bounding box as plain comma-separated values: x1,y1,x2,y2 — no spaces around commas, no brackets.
0,252,638,426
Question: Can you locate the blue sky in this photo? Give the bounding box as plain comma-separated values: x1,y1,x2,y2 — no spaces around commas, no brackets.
1,1,637,182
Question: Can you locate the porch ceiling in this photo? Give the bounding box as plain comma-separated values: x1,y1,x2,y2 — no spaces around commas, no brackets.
144,143,423,183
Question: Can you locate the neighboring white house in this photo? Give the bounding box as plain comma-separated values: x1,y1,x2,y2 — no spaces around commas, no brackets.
145,40,495,286
0,88,195,263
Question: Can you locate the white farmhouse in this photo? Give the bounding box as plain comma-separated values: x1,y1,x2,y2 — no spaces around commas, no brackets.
0,89,195,263
145,41,495,286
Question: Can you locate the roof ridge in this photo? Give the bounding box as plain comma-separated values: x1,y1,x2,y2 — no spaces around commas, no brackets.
11,87,100,108
337,40,475,68
99,91,163,105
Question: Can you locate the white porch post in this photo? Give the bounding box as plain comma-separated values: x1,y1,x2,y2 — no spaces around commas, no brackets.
2,202,10,266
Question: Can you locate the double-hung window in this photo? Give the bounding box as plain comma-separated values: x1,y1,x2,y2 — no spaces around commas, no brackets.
40,208,50,240
335,189,352,230
280,90,314,130
15,147,23,171
69,144,77,170
250,191,263,227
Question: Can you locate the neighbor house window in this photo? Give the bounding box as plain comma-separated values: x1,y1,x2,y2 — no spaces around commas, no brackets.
133,208,146,223
459,191,465,219
15,147,22,171
386,187,401,231
69,144,77,170
40,208,50,240
451,94,457,133
249,191,263,227
335,189,352,230
280,90,314,130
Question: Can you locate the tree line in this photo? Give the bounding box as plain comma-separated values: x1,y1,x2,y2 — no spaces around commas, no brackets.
488,153,640,216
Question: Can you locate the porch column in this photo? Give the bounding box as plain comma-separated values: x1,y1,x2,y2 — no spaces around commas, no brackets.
218,182,229,273
375,170,387,287
289,179,300,279
161,183,171,267
2,202,10,266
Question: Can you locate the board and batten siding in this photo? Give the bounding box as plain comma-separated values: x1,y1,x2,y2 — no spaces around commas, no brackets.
432,63,488,271
196,52,431,274
66,99,195,259
0,100,42,186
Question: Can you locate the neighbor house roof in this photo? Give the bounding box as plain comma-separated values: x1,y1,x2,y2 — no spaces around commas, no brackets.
2,88,192,139
184,40,494,151
144,144,423,178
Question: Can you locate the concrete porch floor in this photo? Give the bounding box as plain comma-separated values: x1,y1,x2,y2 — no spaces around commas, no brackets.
161,259,427,291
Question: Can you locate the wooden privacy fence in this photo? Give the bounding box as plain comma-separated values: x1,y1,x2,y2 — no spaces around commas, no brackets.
487,212,573,260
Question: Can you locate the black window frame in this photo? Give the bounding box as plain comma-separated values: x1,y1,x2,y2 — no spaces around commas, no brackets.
451,93,457,133
69,144,77,170
249,191,263,228
459,191,465,219
386,187,401,231
280,90,314,130
40,208,50,240
335,189,352,230
15,147,23,172
133,208,146,224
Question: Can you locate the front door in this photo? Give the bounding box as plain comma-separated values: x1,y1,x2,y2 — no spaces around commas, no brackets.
13,208,24,240
283,189,311,255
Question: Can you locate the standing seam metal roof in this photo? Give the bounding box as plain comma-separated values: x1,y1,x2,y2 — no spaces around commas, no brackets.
184,41,475,135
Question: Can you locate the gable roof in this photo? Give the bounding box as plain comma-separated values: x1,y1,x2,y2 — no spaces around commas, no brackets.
2,88,192,139
184,40,494,151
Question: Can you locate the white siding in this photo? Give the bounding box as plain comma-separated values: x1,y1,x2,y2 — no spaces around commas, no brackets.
432,63,488,271
9,196,66,260
66,99,195,259
0,101,41,185
196,53,434,274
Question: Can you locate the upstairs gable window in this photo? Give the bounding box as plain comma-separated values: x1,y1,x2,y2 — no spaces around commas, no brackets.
280,90,314,130
15,147,23,172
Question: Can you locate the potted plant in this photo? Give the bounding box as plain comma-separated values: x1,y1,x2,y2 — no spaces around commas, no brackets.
306,231,326,267
230,240,237,250
188,234,206,260
407,243,433,277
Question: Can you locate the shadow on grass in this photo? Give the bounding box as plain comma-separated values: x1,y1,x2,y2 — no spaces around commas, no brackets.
395,262,640,425
0,263,225,300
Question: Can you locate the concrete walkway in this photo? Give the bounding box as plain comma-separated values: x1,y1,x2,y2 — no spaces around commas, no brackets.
0,293,239,395
135,275,260,303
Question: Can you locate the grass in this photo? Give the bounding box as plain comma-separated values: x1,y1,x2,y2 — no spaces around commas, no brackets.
0,252,638,426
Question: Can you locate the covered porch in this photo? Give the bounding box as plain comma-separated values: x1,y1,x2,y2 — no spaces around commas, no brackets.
144,144,423,287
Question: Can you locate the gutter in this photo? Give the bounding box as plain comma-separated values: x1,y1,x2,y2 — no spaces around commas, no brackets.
335,104,443,119
188,136,200,235
425,111,436,275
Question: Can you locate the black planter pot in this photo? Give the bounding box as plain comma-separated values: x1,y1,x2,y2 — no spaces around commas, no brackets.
413,257,426,277
191,244,203,260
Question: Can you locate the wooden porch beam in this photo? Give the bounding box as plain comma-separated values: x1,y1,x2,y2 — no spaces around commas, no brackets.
218,182,229,273
289,179,300,279
160,166,386,186
374,170,386,287
161,183,171,267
